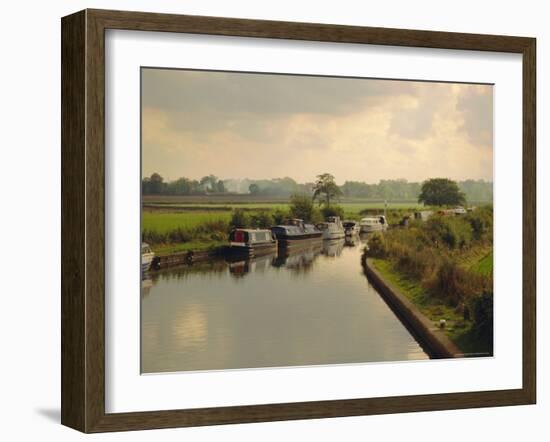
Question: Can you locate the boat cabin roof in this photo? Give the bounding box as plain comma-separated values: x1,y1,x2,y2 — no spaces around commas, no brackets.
232,228,272,233
361,216,386,222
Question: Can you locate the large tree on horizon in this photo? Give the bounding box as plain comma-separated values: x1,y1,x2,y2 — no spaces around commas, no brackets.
418,178,466,206
312,173,342,207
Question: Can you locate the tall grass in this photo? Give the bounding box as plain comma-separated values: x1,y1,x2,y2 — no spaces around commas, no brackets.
142,211,231,233
141,211,231,251
367,206,494,348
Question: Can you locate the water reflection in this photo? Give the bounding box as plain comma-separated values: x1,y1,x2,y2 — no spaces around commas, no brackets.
141,276,152,297
344,234,369,248
322,238,345,257
228,253,277,278
141,239,428,373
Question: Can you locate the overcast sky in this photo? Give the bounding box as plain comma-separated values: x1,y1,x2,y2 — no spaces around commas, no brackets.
142,68,493,184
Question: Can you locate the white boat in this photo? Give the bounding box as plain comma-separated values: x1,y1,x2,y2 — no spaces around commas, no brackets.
451,206,467,215
342,220,361,236
359,215,388,233
141,242,155,273
414,210,433,221
317,216,345,240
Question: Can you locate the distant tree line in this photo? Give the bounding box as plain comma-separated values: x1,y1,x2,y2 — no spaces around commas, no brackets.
246,177,314,196
142,172,226,195
341,178,492,202
143,172,493,202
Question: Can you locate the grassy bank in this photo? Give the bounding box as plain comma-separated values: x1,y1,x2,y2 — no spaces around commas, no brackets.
141,198,425,253
371,258,490,355
366,206,494,356
142,211,232,233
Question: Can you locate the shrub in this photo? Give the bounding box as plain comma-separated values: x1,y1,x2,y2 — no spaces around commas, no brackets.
424,216,473,249
272,208,289,225
396,248,439,282
366,233,387,258
249,210,274,228
142,229,167,244
466,205,493,241
195,219,229,235
289,193,321,223
468,290,494,351
168,227,192,243
321,204,345,220
427,260,468,305
230,209,250,228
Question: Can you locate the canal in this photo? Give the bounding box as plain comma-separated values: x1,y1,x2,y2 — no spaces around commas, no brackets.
141,236,428,373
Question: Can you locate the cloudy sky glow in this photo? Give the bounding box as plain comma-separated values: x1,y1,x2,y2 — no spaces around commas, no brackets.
142,68,493,184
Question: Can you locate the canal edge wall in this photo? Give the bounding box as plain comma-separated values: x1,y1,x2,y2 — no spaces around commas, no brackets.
152,249,220,270
363,257,463,359
152,245,277,270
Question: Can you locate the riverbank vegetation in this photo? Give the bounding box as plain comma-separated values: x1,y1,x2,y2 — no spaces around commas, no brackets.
366,206,494,355
142,196,419,254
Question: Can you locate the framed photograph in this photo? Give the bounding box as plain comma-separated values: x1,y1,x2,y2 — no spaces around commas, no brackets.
61,9,536,433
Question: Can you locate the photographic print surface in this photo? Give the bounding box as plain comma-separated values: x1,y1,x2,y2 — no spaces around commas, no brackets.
141,68,493,374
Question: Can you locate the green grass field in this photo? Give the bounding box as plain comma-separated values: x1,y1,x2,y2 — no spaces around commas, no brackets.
142,196,425,236
142,211,232,233
471,251,493,276
142,202,421,235
142,196,427,254
144,201,422,212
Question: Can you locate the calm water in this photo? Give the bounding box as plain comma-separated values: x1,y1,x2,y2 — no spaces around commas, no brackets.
141,236,428,373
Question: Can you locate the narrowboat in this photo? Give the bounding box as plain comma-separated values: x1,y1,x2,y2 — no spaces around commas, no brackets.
317,216,345,240
359,215,388,233
342,220,360,236
271,219,322,242
229,228,277,254
141,242,155,273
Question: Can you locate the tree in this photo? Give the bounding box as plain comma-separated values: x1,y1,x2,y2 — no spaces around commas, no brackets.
248,183,260,195
146,172,165,194
321,205,344,220
200,175,218,193
169,177,192,195
418,178,466,206
216,180,226,193
289,193,321,223
312,173,342,207
230,209,249,228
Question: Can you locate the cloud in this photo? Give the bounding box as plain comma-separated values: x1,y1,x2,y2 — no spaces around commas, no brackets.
456,85,493,147
141,69,493,183
142,68,416,117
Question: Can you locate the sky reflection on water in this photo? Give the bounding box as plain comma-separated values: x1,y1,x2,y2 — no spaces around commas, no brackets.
141,236,428,373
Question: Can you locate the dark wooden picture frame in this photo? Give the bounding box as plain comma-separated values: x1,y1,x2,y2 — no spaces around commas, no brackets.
61,9,536,433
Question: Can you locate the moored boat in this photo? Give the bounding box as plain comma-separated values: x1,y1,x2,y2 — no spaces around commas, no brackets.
317,216,345,240
343,220,360,236
271,219,322,242
229,228,277,255
414,210,433,221
359,215,388,233
141,242,155,273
